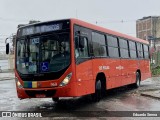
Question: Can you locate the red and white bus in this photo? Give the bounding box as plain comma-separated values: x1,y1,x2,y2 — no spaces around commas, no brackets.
8,19,151,102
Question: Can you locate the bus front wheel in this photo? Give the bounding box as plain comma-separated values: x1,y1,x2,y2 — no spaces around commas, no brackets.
92,80,102,102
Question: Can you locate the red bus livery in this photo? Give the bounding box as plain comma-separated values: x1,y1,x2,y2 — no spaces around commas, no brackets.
11,19,151,102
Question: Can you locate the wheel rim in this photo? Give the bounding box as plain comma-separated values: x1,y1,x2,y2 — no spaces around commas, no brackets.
136,73,140,87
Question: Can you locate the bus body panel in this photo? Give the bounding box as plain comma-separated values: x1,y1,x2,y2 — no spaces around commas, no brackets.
92,59,122,89
121,59,136,85
141,59,151,80
75,60,94,96
15,18,151,99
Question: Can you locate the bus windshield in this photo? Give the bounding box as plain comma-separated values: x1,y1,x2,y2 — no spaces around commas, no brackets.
16,32,70,74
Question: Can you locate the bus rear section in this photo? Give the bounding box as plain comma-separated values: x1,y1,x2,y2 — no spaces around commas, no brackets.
72,19,151,101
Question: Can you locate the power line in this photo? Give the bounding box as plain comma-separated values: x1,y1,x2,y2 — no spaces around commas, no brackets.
95,20,136,25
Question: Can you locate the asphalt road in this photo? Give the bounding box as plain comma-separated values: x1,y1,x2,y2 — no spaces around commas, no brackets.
0,78,160,120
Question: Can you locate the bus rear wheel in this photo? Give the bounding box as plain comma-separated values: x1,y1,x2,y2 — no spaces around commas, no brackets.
92,80,102,102
52,97,59,102
133,72,140,88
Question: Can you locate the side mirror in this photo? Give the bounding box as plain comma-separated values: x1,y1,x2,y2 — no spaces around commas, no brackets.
6,43,9,54
79,36,85,49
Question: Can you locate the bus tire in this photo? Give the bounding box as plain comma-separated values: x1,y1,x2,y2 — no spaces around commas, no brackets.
52,97,59,102
133,72,141,88
92,80,102,102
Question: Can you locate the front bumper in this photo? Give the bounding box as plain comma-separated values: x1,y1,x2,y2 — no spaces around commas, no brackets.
17,84,76,99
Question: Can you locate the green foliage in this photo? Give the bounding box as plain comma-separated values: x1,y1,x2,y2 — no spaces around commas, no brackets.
152,66,160,75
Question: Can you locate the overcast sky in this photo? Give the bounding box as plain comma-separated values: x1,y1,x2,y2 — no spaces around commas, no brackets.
0,0,160,40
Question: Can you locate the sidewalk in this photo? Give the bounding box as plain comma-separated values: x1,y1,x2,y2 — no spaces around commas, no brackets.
0,69,15,81
141,90,160,100
140,77,160,100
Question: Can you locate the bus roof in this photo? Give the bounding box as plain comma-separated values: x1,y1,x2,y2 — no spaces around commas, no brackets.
18,18,148,44
18,18,70,29
70,18,149,44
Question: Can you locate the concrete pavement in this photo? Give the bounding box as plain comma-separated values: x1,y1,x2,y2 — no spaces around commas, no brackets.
1,77,160,119
0,69,15,80
141,90,160,100
1,70,160,101
139,77,160,100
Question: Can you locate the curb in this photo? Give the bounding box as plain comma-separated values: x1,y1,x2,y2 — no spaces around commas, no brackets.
139,89,160,92
141,92,160,100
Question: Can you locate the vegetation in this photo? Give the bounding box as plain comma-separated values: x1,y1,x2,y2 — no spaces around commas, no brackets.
152,65,160,76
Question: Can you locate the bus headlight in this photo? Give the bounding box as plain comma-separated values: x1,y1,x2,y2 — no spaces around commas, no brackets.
59,73,72,87
15,77,23,88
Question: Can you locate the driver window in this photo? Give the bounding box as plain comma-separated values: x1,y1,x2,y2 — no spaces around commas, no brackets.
74,36,89,58
75,36,79,58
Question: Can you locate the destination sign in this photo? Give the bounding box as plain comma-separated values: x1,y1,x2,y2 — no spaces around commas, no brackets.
17,19,72,37
19,23,62,36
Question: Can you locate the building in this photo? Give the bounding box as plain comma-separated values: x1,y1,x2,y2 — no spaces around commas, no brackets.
136,16,160,66
136,16,160,40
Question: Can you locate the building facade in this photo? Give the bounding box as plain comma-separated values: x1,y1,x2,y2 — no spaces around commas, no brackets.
136,16,160,40
136,16,160,66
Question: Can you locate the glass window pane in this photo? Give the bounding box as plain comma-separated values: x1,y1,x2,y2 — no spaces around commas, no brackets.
107,35,118,47
119,38,128,49
75,37,89,58
144,51,149,59
92,32,107,57
137,43,143,52
41,34,70,72
129,41,136,50
120,48,129,58
137,43,144,58
144,45,149,52
108,47,119,58
130,50,137,58
138,50,144,58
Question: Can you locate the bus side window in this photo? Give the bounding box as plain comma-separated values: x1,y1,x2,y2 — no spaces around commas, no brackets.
92,32,107,57
143,44,149,59
137,43,144,58
129,41,137,59
107,35,119,58
119,38,129,58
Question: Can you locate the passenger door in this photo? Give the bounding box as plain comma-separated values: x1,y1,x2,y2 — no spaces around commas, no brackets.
74,25,93,95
